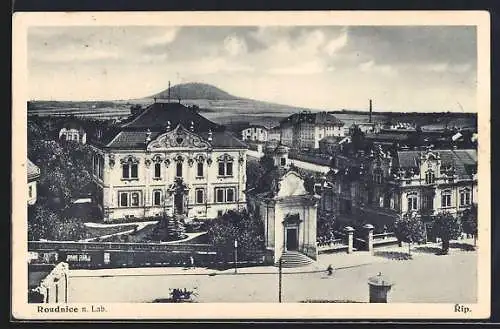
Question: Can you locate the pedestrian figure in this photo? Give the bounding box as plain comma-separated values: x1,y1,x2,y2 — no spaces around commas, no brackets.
327,264,333,276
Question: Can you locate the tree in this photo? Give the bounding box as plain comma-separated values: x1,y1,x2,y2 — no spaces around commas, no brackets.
207,210,265,262
394,214,426,255
432,212,462,254
317,213,336,241
303,174,316,195
461,204,478,246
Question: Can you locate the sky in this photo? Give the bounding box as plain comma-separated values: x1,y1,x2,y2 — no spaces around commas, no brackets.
27,25,477,112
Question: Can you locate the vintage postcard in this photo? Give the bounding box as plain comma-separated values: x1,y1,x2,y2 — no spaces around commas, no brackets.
12,11,491,320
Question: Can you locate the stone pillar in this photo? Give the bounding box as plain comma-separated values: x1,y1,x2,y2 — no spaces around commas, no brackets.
345,226,354,254
368,272,394,303
363,223,374,254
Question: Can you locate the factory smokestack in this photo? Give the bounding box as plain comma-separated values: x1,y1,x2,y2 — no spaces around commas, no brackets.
369,99,373,123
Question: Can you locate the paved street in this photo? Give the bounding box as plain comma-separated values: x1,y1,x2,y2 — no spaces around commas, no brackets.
68,241,477,303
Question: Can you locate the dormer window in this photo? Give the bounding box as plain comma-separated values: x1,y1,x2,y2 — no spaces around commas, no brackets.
425,170,435,184
373,169,383,184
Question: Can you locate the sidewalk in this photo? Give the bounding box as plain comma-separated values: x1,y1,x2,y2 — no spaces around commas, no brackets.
69,238,477,278
69,250,387,278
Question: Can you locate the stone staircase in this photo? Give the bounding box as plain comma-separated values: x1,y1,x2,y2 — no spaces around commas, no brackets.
276,251,315,268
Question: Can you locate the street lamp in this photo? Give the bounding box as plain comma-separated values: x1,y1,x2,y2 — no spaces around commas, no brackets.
234,239,238,274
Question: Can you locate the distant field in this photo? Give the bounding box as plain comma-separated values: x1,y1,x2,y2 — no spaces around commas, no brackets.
27,99,477,131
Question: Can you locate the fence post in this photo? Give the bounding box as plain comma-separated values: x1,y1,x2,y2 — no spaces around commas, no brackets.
345,226,355,254
363,224,374,254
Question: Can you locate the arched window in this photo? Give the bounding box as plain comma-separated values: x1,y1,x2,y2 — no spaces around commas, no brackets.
121,156,139,179
154,162,161,179
218,154,234,177
176,161,183,178
197,162,204,177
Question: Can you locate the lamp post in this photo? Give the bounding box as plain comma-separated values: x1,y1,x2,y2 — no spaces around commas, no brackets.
278,257,283,303
234,239,238,274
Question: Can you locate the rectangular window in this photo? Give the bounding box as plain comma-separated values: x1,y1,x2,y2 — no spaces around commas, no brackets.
218,162,225,176
176,162,183,178
93,155,98,176
425,171,435,184
153,190,161,206
226,188,235,202
131,192,140,206
154,163,161,178
441,191,452,208
119,193,128,207
131,164,138,178
460,190,471,206
215,188,225,203
407,195,418,211
28,185,32,198
98,156,104,180
226,162,233,176
197,162,204,177
280,157,286,166
195,188,205,204
122,164,130,179
423,194,434,210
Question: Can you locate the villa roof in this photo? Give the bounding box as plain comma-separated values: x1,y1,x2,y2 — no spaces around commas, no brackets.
280,111,344,127
103,128,247,149
121,102,220,132
91,102,246,150
395,149,477,178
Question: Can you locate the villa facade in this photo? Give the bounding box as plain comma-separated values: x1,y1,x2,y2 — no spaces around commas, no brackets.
89,102,248,222
321,147,478,230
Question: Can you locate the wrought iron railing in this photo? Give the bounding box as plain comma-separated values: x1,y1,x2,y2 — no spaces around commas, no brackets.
28,241,216,254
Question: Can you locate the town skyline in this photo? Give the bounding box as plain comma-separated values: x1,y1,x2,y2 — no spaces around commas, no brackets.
28,25,477,113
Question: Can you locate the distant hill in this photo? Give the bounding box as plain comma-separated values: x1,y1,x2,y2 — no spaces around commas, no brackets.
150,83,241,101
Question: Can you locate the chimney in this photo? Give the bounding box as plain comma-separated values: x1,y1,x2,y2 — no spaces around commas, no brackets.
208,129,213,142
166,121,171,130
145,128,152,144
168,81,171,103
190,121,195,132
369,99,373,123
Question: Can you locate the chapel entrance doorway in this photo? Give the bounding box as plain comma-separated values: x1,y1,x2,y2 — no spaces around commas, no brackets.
286,227,299,251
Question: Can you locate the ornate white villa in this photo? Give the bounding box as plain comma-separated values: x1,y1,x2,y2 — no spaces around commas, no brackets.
320,147,478,231
89,102,248,222
59,122,87,145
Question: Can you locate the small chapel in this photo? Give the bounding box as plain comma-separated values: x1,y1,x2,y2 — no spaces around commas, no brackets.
247,143,320,266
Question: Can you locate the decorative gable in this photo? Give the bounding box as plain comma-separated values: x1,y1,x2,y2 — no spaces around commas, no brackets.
146,124,211,151
276,171,308,198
